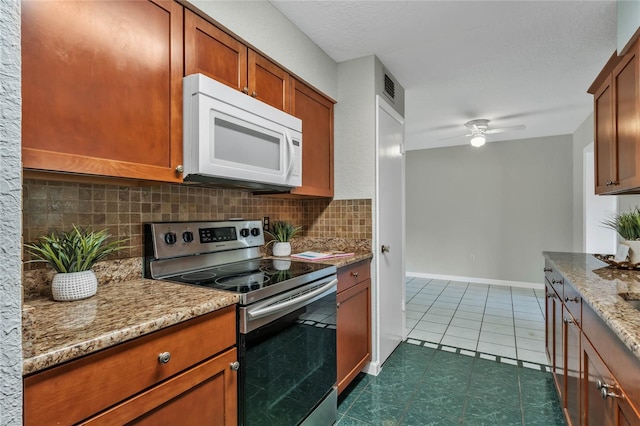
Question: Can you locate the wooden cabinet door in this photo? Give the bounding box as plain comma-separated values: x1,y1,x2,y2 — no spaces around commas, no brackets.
554,286,565,399
583,334,618,426
81,348,238,426
22,0,184,182
249,50,290,112
594,74,616,194
564,309,581,426
545,283,558,387
184,9,248,92
613,43,640,192
337,278,371,394
290,79,335,198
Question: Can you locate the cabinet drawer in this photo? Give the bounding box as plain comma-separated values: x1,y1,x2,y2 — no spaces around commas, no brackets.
24,305,236,426
338,260,371,293
544,261,564,297
563,281,581,325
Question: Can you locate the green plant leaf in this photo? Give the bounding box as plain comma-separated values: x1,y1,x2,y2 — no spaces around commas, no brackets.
24,225,129,273
264,220,302,246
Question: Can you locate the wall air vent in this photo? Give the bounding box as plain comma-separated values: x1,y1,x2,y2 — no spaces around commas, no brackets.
384,74,395,101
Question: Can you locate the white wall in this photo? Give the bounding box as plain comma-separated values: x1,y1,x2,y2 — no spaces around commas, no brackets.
572,113,594,251
334,55,376,200
405,135,573,284
0,0,23,423
618,0,640,54
187,0,337,100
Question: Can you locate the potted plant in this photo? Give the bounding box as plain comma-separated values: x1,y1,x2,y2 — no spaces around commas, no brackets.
265,220,301,257
602,207,640,263
24,225,128,301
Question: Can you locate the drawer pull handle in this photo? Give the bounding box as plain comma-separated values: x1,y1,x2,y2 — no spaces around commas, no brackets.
565,296,579,303
543,268,552,272
546,292,554,299
551,279,563,285
351,272,359,278
230,361,240,371
158,352,171,364
563,317,573,324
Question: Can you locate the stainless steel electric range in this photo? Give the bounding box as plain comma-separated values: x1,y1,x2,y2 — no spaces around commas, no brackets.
144,220,338,426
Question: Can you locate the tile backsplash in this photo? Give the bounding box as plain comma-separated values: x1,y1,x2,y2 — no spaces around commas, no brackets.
23,179,372,268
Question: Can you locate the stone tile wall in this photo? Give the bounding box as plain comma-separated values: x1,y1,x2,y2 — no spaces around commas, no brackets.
22,179,372,267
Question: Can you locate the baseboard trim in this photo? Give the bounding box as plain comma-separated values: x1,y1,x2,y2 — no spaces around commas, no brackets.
363,361,380,376
406,271,543,290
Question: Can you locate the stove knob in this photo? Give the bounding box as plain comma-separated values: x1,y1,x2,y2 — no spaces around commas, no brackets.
240,228,250,238
251,227,261,237
182,231,194,243
164,232,177,245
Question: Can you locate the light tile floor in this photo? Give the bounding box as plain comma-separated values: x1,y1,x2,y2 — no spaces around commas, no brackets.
404,277,548,365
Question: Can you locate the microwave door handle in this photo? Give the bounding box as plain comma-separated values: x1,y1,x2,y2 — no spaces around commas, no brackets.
285,131,295,178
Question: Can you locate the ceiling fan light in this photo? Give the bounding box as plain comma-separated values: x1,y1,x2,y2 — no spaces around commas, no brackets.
470,135,486,147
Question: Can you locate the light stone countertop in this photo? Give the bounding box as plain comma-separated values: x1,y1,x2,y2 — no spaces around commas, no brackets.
543,251,640,361
22,252,373,376
22,279,239,376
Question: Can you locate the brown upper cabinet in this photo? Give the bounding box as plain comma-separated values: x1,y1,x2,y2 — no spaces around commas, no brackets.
289,79,335,198
185,10,290,113
22,0,184,183
589,38,640,194
22,1,334,194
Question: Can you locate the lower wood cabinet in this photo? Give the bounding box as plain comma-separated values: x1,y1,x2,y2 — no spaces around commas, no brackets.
545,259,640,426
337,260,371,394
24,306,237,425
582,334,639,426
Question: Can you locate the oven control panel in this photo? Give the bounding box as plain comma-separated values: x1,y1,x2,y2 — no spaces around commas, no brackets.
148,220,264,260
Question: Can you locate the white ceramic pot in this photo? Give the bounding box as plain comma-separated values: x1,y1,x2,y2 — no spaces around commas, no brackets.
51,270,98,301
624,240,640,264
272,242,291,257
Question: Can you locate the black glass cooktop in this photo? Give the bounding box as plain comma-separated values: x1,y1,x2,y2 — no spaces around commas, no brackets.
164,258,334,299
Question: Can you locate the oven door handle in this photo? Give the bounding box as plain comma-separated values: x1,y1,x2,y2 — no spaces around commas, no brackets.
247,278,338,320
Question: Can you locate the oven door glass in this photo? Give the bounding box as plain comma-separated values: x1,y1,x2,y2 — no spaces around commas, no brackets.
239,287,336,426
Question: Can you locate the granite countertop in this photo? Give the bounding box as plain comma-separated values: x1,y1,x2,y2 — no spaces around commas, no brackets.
22,279,240,376
274,251,373,268
543,251,640,361
22,251,373,376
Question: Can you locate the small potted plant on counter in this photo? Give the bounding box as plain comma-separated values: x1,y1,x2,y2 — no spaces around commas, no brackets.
602,207,640,264
265,220,301,257
24,225,128,301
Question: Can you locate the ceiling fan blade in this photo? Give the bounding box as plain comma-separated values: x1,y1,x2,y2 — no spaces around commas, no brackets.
485,124,526,134
438,133,471,141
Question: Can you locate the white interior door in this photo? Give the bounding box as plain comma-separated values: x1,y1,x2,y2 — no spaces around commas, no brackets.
376,96,405,366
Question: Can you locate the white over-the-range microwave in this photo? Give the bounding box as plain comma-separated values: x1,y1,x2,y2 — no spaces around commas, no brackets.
183,73,302,191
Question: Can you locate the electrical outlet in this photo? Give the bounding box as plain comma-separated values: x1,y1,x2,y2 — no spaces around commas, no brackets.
263,216,270,232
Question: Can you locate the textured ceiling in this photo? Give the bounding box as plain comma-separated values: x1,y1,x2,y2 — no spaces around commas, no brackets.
270,0,618,150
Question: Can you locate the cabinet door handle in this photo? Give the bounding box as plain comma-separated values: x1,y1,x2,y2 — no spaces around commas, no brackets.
251,91,258,98
381,245,390,253
158,352,171,364
242,87,249,94
546,292,554,299
230,361,240,371
563,317,573,324
565,296,579,303
551,279,563,285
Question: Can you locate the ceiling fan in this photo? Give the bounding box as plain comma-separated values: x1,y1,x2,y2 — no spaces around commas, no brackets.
444,119,526,147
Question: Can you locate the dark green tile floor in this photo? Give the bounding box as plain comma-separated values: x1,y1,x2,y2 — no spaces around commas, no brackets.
336,342,566,426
